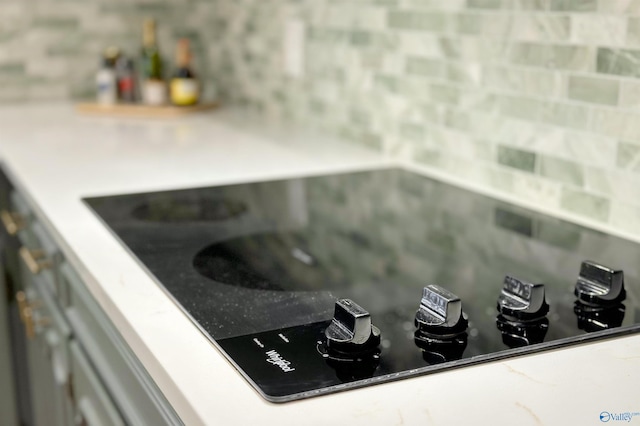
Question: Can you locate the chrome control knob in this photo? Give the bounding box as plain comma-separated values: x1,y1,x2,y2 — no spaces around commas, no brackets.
497,276,548,321
575,261,625,306
415,285,468,339
324,299,380,355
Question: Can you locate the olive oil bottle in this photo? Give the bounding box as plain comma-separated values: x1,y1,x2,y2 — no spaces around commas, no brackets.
170,39,199,106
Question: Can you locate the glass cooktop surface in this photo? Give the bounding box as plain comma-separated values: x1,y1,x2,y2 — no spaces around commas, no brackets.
84,168,640,402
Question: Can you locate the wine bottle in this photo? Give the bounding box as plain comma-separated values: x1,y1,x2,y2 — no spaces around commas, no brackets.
140,18,166,105
116,56,137,103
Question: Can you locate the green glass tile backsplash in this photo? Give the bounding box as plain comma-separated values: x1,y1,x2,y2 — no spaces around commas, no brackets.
2,0,640,236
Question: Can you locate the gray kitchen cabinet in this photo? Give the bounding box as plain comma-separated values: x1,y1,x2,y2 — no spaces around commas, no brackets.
0,165,182,426
12,185,72,426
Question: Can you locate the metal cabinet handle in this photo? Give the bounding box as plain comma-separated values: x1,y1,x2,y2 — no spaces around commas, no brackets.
16,291,48,340
21,307,50,340
19,246,52,275
23,307,35,340
0,210,25,235
16,291,28,323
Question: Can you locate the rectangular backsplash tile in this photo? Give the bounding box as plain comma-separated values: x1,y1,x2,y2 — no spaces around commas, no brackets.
0,63,25,75
498,94,544,121
626,17,640,46
619,79,640,108
539,102,591,130
617,142,640,172
539,155,585,187
567,75,619,105
4,0,640,238
33,17,80,30
597,48,640,77
456,13,571,42
551,0,598,12
481,65,564,98
571,15,627,45
497,145,537,172
598,0,640,14
468,0,551,10
405,56,444,78
563,132,617,168
507,43,595,71
387,11,449,32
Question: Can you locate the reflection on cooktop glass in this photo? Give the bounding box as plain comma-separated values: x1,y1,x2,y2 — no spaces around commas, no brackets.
84,168,640,402
131,196,247,223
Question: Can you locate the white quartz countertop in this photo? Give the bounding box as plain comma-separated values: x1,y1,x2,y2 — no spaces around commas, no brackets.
1,103,638,426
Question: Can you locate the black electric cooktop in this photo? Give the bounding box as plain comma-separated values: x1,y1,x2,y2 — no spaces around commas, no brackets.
84,168,640,402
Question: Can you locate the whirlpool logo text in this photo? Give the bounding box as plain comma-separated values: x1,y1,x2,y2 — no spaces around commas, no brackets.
600,411,640,422
265,350,295,373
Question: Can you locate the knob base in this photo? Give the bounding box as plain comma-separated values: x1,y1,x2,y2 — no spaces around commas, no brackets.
496,315,549,348
324,326,381,358
574,301,625,332
415,332,468,364
324,299,381,358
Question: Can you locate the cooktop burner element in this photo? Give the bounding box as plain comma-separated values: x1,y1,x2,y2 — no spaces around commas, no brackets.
84,168,640,402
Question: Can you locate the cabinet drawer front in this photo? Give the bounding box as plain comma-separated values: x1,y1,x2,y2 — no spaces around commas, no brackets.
61,262,182,426
69,340,125,426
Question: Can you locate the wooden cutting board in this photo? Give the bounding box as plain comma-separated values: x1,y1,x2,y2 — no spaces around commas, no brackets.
75,102,219,118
